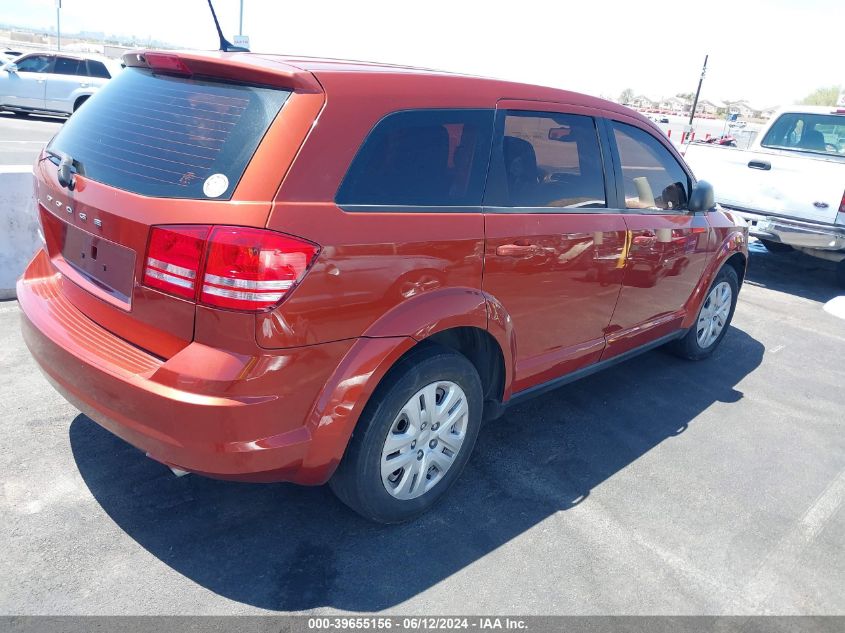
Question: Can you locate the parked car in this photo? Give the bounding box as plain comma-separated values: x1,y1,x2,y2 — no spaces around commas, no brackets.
659,116,670,123
17,50,748,523
684,105,845,285
0,52,121,117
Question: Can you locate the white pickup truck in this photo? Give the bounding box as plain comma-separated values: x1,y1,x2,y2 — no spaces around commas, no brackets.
684,105,845,286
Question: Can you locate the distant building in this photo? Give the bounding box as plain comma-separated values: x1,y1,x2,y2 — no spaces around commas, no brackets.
724,100,755,118
103,44,135,59
9,31,48,44
695,100,720,116
631,95,657,110
661,96,690,113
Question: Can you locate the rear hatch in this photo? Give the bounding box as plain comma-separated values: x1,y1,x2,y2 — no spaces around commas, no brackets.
35,51,320,358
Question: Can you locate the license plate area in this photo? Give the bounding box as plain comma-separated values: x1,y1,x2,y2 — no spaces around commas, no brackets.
61,222,136,307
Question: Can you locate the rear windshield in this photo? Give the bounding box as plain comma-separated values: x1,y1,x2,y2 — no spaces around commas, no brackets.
761,112,845,157
48,67,290,199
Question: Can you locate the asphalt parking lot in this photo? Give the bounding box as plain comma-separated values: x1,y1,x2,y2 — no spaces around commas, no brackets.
1,238,843,615
0,111,63,166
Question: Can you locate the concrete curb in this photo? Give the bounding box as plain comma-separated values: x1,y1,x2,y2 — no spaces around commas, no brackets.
0,166,37,300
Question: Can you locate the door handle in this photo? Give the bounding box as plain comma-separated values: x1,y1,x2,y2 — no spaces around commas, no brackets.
748,160,771,170
632,235,656,246
632,230,656,247
496,244,542,257
36,79,45,83
79,83,89,88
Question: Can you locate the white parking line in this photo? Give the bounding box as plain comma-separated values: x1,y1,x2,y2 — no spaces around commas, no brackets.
743,467,845,612
823,296,845,320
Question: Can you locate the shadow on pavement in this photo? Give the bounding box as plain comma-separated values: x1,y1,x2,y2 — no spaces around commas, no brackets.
70,327,764,612
744,239,842,303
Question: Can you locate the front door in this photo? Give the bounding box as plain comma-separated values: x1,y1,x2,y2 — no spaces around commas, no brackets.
482,102,626,393
2,54,52,109
603,119,712,357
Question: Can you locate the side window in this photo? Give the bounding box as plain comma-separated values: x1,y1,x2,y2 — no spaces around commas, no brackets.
611,121,690,212
54,57,85,77
499,111,606,208
762,113,845,156
86,60,111,79
336,109,494,207
15,55,53,73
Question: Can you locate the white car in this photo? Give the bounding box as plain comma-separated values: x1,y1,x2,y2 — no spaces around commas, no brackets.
0,52,122,117
684,105,845,285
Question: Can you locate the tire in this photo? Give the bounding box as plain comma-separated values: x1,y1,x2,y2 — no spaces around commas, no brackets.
329,344,483,524
836,259,845,288
73,97,89,113
670,265,739,360
759,238,793,253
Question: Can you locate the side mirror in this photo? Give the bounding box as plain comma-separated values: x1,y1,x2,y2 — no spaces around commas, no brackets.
688,180,715,213
2,62,18,73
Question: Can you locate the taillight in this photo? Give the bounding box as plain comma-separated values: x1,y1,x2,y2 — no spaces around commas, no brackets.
143,226,210,299
839,190,845,215
142,225,318,311
201,227,318,311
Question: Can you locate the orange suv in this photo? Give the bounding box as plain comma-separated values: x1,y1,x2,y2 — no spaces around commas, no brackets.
18,51,748,523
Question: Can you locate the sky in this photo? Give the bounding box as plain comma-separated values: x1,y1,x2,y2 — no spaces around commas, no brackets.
1,0,842,107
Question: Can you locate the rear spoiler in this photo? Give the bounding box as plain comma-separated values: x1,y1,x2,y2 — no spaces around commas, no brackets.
122,50,323,93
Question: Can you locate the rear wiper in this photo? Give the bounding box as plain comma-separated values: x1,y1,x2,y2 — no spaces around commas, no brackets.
45,148,81,191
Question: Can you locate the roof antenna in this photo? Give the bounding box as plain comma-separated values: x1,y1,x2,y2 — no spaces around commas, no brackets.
206,0,249,52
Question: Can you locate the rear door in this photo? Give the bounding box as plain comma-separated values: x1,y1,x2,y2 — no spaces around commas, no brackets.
603,118,711,358
483,101,626,393
45,56,86,112
2,53,51,109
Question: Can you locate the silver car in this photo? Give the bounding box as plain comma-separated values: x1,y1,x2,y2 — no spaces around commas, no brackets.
0,52,122,117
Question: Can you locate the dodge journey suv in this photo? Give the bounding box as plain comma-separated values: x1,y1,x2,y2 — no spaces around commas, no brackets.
18,51,748,523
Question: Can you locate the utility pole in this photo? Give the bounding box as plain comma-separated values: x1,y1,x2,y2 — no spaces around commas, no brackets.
56,0,62,51
239,0,244,35
687,54,708,127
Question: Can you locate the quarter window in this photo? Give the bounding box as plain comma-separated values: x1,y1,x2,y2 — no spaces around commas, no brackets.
15,55,53,73
611,122,689,212
499,112,606,208
86,60,111,79
336,109,495,207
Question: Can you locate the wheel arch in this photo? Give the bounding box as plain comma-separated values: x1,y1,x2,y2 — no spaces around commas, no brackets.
724,251,747,286
681,229,747,330
420,326,507,417
299,289,517,483
73,93,92,112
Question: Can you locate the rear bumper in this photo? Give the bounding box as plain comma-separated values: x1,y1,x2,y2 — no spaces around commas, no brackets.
728,208,845,251
17,250,354,484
